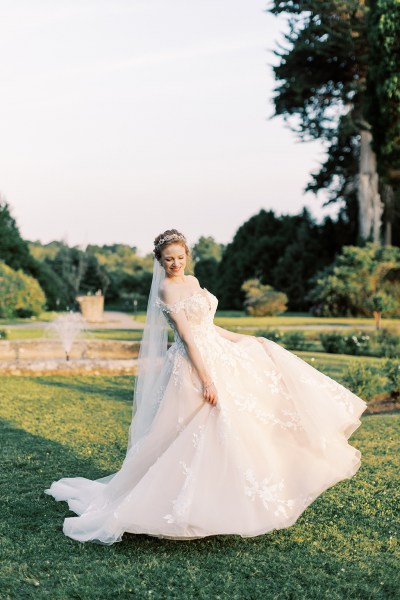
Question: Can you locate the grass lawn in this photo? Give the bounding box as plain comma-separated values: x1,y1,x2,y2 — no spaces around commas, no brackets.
296,351,384,379
0,373,399,599
2,329,143,342
214,314,400,331
3,329,49,341
129,311,400,330
87,330,143,342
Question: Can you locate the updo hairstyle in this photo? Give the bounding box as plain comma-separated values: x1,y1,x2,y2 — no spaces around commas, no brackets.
153,229,191,263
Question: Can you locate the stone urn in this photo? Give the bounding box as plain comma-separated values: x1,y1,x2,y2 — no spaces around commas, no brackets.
76,290,104,323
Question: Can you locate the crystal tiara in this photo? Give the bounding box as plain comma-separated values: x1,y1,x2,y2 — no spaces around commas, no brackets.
154,233,186,250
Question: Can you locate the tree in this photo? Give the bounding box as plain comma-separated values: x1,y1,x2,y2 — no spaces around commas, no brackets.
367,291,397,330
365,0,400,245
192,236,224,295
241,279,288,316
308,242,400,323
87,244,153,308
269,0,400,244
29,260,71,311
192,236,224,263
0,196,34,271
0,198,71,310
79,254,110,296
215,208,349,310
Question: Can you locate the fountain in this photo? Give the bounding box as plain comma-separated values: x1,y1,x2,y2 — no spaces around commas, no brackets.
47,312,87,361
0,310,141,375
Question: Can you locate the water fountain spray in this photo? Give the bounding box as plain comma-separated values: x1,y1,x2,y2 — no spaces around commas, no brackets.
48,313,87,361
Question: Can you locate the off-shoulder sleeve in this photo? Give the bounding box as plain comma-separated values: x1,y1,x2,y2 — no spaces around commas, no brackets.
155,297,186,315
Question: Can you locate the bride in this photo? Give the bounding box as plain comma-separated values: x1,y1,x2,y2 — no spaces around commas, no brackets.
44,229,367,544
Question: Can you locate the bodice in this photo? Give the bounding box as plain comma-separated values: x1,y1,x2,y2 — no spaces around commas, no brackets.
155,288,218,343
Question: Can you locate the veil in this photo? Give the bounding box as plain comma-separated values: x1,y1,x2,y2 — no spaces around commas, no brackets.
126,258,167,453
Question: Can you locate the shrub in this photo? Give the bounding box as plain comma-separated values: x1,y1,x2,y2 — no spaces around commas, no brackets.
342,361,381,401
343,333,371,356
376,329,400,358
320,331,371,356
308,243,400,318
0,261,46,318
241,279,287,316
383,359,400,398
282,331,309,351
319,332,346,354
0,329,8,340
256,329,283,343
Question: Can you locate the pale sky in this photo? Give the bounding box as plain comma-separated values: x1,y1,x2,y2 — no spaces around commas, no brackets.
0,0,338,255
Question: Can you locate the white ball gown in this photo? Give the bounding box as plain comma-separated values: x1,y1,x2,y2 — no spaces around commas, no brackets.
44,287,367,544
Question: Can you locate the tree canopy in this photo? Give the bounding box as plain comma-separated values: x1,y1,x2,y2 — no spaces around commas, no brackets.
269,0,400,244
0,197,34,272
214,208,353,310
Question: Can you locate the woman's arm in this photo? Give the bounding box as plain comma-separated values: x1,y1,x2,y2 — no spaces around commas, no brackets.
214,324,247,343
166,309,218,405
214,324,266,346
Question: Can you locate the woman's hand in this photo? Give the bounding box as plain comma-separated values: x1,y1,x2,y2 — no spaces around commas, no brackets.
202,381,218,406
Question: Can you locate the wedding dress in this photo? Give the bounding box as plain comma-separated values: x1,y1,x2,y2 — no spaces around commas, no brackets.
44,287,367,544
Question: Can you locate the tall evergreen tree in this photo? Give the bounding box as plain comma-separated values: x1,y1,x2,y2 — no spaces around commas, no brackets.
0,197,33,271
215,208,349,310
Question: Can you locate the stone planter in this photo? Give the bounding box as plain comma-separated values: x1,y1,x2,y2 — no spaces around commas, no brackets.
76,294,104,322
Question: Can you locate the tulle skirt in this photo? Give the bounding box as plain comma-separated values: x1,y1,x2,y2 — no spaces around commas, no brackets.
44,336,366,544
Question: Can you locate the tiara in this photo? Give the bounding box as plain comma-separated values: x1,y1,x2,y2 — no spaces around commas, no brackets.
155,233,186,250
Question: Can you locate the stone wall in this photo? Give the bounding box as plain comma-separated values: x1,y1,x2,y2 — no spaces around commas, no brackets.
0,358,137,376
0,339,140,361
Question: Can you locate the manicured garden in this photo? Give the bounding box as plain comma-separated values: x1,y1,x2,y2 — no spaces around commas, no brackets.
1,370,399,599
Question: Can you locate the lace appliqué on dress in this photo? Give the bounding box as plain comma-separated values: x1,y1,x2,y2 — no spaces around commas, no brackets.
244,469,295,519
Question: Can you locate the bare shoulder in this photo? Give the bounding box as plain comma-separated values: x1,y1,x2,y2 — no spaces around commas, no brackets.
186,274,201,287
158,279,181,305
159,275,201,305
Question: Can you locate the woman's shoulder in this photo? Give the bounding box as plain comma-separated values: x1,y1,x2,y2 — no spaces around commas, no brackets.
158,280,176,305
159,275,201,305
185,274,200,286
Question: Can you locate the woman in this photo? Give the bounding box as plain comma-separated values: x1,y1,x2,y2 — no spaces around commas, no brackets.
45,229,367,544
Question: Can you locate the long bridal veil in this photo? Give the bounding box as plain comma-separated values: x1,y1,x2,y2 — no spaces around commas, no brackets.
126,258,167,453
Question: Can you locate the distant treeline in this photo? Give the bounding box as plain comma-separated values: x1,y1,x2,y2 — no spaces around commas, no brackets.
199,207,356,311
0,198,358,314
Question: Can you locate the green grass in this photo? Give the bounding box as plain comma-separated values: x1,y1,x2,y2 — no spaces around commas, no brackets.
129,311,400,330
296,351,384,379
2,329,143,342
0,374,399,599
214,314,400,329
87,329,143,342
4,329,49,340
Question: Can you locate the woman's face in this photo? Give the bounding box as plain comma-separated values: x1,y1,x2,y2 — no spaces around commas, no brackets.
160,243,187,277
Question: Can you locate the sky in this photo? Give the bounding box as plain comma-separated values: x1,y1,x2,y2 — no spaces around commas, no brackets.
0,0,338,255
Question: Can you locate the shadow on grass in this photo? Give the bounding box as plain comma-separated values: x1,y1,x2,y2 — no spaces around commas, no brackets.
25,375,134,404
